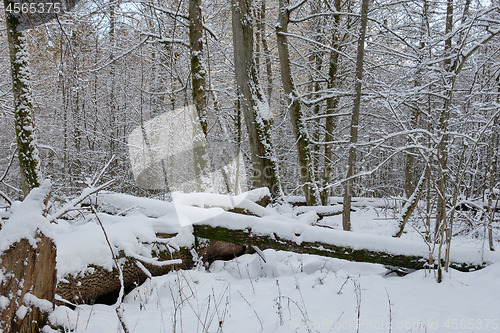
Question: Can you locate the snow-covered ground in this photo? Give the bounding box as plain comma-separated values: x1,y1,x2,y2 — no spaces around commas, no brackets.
48,250,500,333
2,186,498,332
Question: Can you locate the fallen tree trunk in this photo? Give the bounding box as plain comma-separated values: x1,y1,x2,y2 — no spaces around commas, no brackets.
0,232,56,333
193,223,493,272
56,249,191,305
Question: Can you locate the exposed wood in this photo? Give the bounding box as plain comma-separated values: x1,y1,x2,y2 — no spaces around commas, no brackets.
55,236,249,304
0,233,56,332
197,241,246,265
56,250,191,305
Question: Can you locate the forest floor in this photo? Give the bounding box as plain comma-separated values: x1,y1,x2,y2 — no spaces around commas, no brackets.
5,189,498,333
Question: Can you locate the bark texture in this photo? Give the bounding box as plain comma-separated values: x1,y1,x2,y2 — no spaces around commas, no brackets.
189,0,212,191
343,0,369,231
192,224,484,272
322,0,343,205
276,0,320,206
0,233,56,332
4,0,42,195
56,247,191,304
231,0,282,198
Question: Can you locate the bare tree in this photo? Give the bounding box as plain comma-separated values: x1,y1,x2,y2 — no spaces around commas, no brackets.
231,0,282,198
342,0,370,231
276,0,320,206
189,0,212,191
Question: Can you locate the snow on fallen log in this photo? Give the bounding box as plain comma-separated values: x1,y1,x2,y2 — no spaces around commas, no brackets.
51,193,197,304
0,181,56,332
191,210,500,272
92,188,272,218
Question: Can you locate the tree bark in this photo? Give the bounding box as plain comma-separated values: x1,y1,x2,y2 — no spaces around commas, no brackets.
487,74,499,251
435,0,454,239
189,0,208,135
189,0,212,191
231,0,282,198
0,233,56,332
342,0,369,231
258,0,273,103
394,169,426,237
4,0,42,196
322,0,343,205
276,0,320,206
192,224,485,273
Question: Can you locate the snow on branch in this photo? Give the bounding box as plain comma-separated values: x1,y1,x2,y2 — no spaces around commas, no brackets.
140,32,189,47
87,37,149,73
48,180,114,222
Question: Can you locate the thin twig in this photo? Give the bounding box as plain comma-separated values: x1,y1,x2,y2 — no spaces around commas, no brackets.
91,155,116,187
0,189,11,206
385,287,392,333
90,205,129,333
49,180,114,222
0,148,16,183
237,290,263,332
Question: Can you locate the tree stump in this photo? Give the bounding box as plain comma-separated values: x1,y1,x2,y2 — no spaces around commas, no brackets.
0,232,56,333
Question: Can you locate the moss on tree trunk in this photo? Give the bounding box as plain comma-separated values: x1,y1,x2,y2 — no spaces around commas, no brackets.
4,0,42,196
193,224,485,272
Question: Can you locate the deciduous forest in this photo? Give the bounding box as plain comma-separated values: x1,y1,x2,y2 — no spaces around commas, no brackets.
0,0,498,332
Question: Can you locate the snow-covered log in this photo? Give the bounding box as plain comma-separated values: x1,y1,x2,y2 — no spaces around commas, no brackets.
192,221,496,273
0,183,55,332
0,234,56,332
56,247,190,305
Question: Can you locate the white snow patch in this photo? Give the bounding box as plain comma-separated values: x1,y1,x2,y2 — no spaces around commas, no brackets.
0,180,53,252
0,295,9,310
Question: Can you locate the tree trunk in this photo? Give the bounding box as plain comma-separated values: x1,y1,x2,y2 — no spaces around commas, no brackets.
487,75,499,251
276,0,320,206
4,0,42,196
394,169,426,237
342,0,369,231
321,0,343,205
0,183,56,332
0,233,56,332
435,0,454,229
192,224,485,273
189,0,208,135
231,0,282,198
258,0,273,103
189,0,212,192
108,0,118,166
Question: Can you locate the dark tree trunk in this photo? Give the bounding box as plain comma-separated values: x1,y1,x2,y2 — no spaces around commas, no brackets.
189,0,212,191
192,224,484,273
